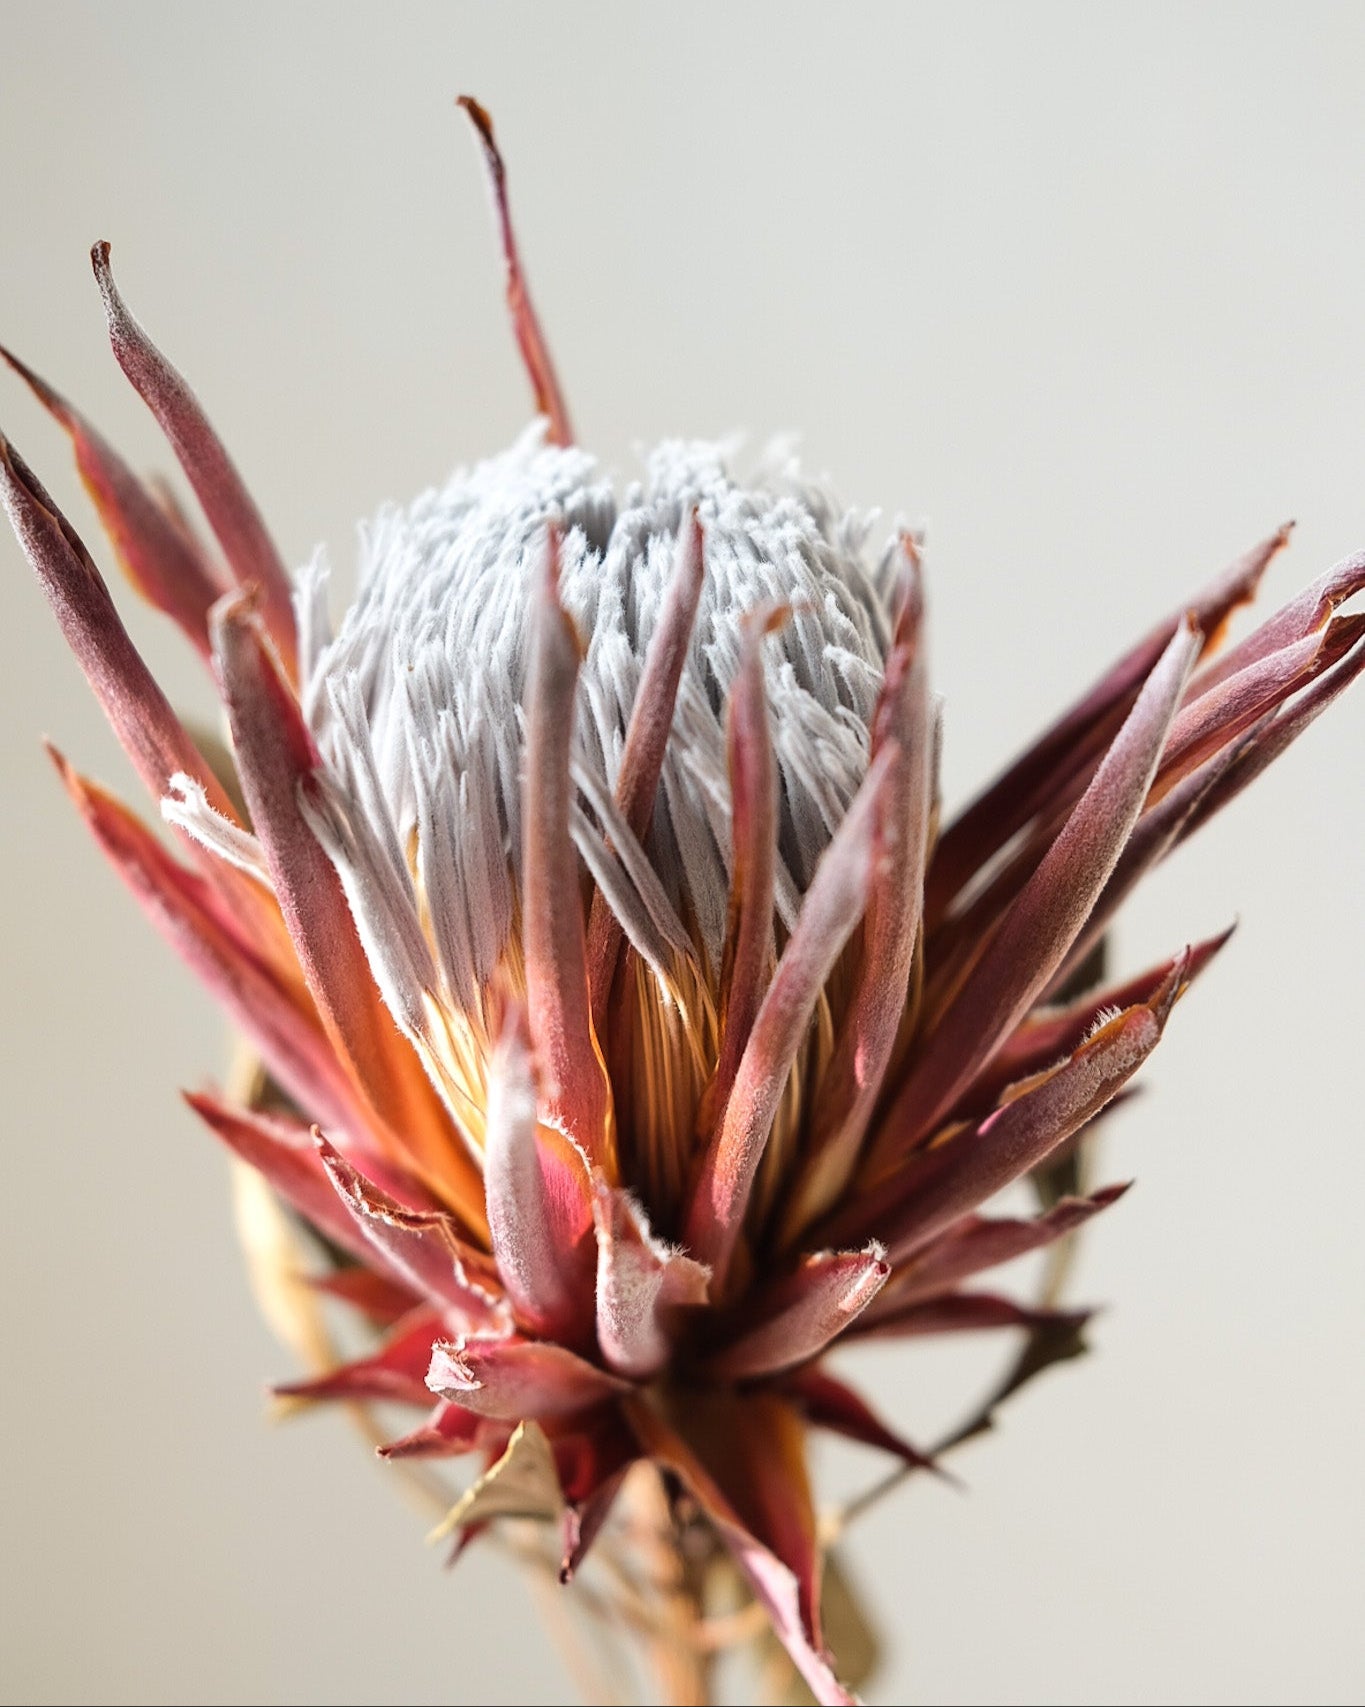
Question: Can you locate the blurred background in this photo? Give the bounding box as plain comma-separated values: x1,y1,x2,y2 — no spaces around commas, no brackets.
1,4,1361,1703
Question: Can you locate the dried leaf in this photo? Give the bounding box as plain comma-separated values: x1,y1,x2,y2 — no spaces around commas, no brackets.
428,1420,564,1542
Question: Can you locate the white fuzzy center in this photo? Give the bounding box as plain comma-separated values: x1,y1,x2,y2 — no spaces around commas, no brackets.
295,425,899,1023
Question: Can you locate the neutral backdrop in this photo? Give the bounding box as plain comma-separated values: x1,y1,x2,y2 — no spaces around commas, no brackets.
1,6,1361,1705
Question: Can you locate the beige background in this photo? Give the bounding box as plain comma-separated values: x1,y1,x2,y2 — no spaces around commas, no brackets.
1,5,1362,1703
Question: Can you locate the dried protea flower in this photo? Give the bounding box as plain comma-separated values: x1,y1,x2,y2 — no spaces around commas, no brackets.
3,99,1361,1706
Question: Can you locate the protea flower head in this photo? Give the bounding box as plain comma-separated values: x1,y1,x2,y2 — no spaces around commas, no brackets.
4,99,1362,1706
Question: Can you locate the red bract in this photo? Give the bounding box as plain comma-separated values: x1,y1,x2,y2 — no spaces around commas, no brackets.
3,101,1361,1706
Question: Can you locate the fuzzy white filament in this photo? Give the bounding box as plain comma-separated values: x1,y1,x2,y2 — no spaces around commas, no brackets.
296,425,900,1029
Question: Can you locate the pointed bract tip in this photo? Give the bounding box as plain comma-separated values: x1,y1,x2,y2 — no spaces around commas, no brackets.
0,425,24,480
89,242,118,312
896,527,923,571
0,434,88,565
684,504,706,572
43,744,104,818
739,598,793,644
42,738,77,789
484,972,532,1053
456,94,498,154
891,539,925,633
0,343,66,419
207,584,271,678
1245,520,1295,582
543,516,562,584
1148,947,1193,1026
209,580,263,630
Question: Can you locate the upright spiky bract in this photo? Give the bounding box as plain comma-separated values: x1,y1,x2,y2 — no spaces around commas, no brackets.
3,102,1361,1706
